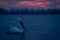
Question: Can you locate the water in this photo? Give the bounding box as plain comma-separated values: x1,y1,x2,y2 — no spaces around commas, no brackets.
0,14,60,40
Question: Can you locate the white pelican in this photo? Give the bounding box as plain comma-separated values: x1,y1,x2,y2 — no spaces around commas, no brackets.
6,18,25,34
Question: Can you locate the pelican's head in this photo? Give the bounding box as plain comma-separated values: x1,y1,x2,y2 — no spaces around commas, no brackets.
18,18,25,30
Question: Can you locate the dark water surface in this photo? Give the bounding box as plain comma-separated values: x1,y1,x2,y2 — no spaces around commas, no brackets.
0,14,60,40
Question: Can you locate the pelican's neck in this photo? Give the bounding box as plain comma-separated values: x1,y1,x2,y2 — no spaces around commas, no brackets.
19,21,25,30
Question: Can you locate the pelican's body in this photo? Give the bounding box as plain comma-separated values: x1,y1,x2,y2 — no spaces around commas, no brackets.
7,27,24,34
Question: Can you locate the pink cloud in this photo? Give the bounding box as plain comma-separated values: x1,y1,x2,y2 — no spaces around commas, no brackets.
16,1,52,9
56,5,60,8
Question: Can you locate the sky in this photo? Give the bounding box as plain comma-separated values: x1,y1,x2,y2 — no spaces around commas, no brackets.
0,0,60,9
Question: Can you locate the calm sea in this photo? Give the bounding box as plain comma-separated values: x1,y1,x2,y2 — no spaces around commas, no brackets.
0,14,60,40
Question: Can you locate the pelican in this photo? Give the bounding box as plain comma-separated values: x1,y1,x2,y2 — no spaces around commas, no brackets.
6,18,25,34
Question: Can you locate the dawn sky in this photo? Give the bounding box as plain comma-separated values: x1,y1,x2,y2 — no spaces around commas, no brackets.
0,0,60,9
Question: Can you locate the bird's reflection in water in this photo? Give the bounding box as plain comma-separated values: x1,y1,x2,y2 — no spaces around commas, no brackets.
20,32,25,40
